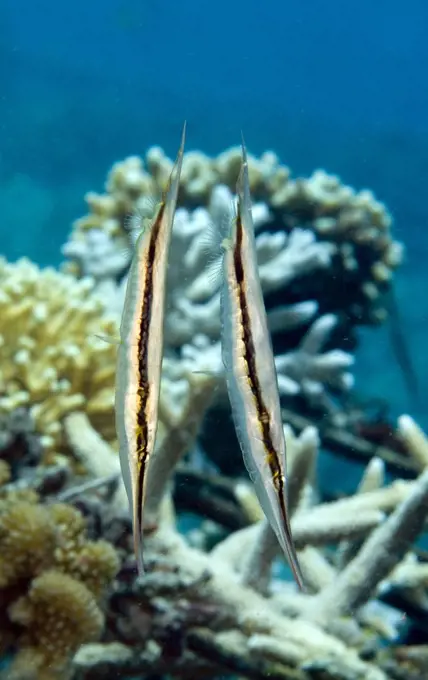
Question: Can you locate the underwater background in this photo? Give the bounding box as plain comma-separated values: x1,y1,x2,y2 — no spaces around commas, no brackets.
2,0,428,426
1,1,428,678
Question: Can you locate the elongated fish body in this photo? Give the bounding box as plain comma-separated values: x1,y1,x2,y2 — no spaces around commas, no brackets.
115,123,186,575
220,140,305,590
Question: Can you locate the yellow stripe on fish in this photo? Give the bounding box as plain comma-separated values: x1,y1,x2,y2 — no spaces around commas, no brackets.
115,123,186,575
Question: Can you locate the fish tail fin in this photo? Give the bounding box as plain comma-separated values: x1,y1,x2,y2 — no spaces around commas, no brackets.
133,525,146,577
275,475,306,592
239,441,305,591
133,512,146,577
279,508,306,593
133,469,147,577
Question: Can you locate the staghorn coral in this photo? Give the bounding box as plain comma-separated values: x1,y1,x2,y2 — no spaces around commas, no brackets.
62,409,428,680
0,257,119,462
0,472,119,680
0,141,415,679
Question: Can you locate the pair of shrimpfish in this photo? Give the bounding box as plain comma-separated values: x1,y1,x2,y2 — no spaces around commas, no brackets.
115,123,305,590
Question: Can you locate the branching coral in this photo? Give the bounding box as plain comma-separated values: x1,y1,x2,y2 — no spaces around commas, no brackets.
0,257,119,462
64,146,401,332
62,144,401,418
60,408,428,680
0,140,414,680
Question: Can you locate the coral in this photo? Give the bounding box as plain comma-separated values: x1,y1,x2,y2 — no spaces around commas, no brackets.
8,571,103,680
62,144,402,417
274,312,354,410
63,413,428,680
0,140,415,680
0,407,43,470
64,146,401,334
0,497,56,587
0,257,119,461
0,475,119,680
49,501,120,598
62,351,219,526
63,413,128,514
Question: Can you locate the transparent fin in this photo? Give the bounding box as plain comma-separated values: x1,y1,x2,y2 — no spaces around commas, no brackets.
240,435,305,591
94,333,121,346
197,218,223,259
204,254,224,294
124,195,162,236
133,502,146,577
163,121,186,219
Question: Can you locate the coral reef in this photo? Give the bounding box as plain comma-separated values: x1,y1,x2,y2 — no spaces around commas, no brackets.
64,414,428,680
0,140,422,680
8,571,104,680
64,146,402,333
62,146,403,417
0,463,119,679
0,258,118,461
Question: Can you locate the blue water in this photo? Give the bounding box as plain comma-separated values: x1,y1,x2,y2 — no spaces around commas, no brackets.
1,0,427,421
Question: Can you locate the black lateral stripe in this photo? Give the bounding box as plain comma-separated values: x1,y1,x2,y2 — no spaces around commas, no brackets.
233,215,285,500
134,202,166,533
136,459,146,543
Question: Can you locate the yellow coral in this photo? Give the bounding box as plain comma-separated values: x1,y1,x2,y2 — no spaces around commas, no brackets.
60,540,120,598
0,491,119,678
50,502,87,545
0,257,118,460
0,501,56,587
0,493,119,591
48,503,120,596
8,570,104,679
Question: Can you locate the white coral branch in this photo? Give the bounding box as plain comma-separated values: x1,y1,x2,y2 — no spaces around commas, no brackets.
275,314,354,406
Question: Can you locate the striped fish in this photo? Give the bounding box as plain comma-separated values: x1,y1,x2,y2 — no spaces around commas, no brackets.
220,138,305,590
115,123,186,575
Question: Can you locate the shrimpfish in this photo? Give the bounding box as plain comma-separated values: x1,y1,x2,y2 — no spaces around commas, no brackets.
115,123,186,575
220,138,305,590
